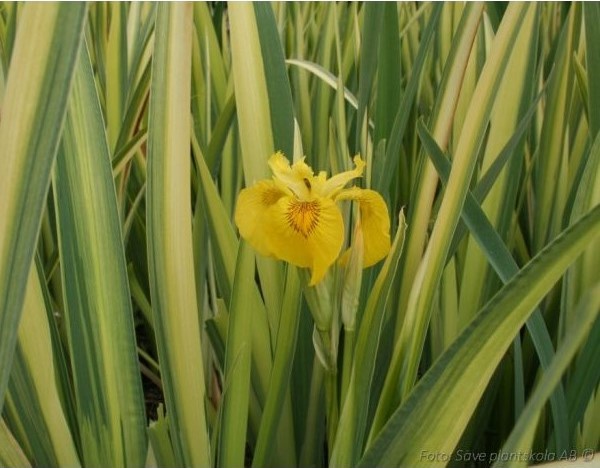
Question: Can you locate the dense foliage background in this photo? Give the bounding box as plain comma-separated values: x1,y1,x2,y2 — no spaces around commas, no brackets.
0,3,598,467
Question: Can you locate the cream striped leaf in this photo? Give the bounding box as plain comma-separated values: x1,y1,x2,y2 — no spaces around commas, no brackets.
0,2,86,413
146,4,211,466
4,264,80,467
53,42,146,467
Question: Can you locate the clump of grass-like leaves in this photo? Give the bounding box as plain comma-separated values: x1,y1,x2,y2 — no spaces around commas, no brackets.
0,3,598,468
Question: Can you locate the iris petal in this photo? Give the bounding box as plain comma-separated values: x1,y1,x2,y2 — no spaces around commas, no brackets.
336,187,391,267
234,180,287,257
236,153,390,285
263,196,344,285
268,152,312,199
319,156,366,197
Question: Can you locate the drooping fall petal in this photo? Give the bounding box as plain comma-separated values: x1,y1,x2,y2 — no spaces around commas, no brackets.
234,180,287,257
336,187,391,267
263,195,344,285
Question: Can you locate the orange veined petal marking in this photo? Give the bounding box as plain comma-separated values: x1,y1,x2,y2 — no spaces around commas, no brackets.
286,199,321,238
264,195,344,285
260,183,287,206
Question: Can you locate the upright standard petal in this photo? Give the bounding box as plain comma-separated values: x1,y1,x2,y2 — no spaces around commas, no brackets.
268,152,312,199
319,156,366,198
234,180,287,257
263,196,344,285
336,187,391,267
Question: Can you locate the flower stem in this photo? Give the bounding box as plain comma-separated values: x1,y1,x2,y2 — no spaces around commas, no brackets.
324,365,339,452
299,356,324,467
340,328,355,404
315,327,339,453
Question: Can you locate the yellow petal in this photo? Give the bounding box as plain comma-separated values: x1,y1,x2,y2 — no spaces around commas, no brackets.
268,151,312,199
336,187,391,267
319,155,366,198
263,195,344,285
234,180,287,257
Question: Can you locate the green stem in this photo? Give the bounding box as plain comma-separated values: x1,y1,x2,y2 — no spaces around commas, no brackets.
341,328,355,404
299,356,324,468
324,366,339,452
316,322,339,454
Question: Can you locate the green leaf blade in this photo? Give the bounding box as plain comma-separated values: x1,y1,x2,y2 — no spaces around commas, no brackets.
218,240,255,468
5,266,80,468
54,41,147,467
358,204,600,468
0,2,86,413
146,4,210,467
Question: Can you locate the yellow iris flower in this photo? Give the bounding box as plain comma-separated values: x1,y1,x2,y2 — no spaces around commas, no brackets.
234,152,391,285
